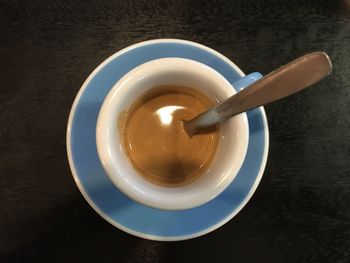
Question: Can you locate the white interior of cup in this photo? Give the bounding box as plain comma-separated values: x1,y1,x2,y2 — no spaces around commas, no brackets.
96,58,249,210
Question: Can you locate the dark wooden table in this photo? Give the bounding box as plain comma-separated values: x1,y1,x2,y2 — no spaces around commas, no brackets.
1,0,349,262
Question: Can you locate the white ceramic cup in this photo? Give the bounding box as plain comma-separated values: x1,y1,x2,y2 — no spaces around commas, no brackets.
96,58,249,210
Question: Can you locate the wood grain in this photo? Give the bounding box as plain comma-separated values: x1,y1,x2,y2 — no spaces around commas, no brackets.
0,0,349,262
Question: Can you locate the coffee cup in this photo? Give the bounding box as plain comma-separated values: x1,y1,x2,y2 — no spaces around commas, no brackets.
96,58,255,210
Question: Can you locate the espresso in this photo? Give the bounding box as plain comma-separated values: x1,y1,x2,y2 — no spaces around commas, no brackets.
119,86,219,187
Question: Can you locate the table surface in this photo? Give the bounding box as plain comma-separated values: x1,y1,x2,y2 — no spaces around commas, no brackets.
1,0,350,262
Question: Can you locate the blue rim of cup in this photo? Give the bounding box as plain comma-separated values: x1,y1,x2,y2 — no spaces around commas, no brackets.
66,39,269,241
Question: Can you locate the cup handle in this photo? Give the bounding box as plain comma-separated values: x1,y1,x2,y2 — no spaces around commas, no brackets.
231,72,263,91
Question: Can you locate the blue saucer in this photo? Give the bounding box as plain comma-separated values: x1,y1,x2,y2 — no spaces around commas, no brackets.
66,39,269,241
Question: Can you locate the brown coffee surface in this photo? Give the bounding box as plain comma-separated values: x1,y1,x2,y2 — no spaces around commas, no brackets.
119,86,219,187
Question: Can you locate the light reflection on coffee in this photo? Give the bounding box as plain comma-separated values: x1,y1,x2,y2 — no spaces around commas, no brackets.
119,86,220,187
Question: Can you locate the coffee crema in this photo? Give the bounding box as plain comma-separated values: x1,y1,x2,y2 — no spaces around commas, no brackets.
119,86,219,187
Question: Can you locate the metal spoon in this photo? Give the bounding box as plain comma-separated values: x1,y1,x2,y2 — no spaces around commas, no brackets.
184,52,332,136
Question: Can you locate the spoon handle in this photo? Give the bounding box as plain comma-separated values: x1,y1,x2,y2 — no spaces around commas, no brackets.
185,52,332,135
216,51,332,116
